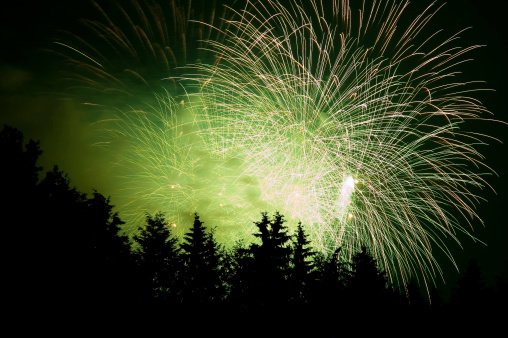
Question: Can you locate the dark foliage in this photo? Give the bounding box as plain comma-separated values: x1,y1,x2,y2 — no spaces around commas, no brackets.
132,212,181,303
1,125,134,325
249,212,293,307
289,222,315,303
2,124,505,334
179,213,225,305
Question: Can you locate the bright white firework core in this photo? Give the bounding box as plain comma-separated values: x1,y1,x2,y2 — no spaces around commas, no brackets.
336,175,355,245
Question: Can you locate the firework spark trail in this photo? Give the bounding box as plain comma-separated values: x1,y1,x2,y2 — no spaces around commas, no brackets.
53,0,226,105
180,0,496,286
106,94,276,243
58,0,500,289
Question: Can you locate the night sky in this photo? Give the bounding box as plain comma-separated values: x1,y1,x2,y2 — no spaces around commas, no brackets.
1,0,507,294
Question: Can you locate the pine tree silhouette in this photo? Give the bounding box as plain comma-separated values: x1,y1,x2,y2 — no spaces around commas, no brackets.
133,212,181,304
81,191,134,311
346,246,396,328
227,239,255,308
1,125,44,314
250,212,292,307
180,213,224,305
290,221,315,303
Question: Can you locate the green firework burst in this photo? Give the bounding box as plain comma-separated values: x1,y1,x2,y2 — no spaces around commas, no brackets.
59,0,500,288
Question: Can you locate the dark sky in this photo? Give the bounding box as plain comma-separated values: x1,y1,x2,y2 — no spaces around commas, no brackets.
1,0,507,292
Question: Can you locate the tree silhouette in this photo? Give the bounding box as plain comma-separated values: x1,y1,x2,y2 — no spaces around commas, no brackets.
250,212,292,307
133,212,181,304
35,165,94,311
81,191,134,310
226,239,255,308
36,166,138,316
347,246,391,317
290,221,315,303
1,125,43,312
1,125,42,252
311,248,350,311
4,124,501,331
1,125,142,322
206,227,229,301
84,191,131,262
180,213,224,305
0,124,42,195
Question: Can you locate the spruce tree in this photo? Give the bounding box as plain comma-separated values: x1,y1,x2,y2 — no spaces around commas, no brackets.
313,247,351,307
180,213,223,304
36,166,90,306
290,222,315,303
82,191,134,309
227,240,255,307
348,246,389,312
133,212,181,304
250,212,292,307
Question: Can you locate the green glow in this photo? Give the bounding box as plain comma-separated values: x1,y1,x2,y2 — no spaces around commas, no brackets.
73,0,495,289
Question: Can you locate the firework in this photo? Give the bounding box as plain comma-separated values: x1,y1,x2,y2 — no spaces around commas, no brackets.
181,0,496,287
61,0,498,288
107,95,272,243
53,0,227,105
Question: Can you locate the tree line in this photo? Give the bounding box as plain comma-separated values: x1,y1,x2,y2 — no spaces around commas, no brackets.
1,124,505,334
